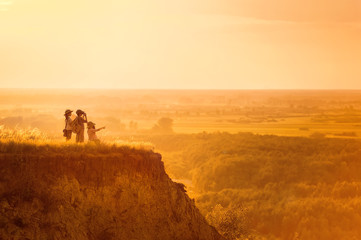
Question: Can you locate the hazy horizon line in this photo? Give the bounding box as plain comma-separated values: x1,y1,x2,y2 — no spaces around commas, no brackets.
1,88,361,91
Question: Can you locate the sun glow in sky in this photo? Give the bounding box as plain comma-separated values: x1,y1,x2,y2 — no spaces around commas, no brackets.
0,0,360,89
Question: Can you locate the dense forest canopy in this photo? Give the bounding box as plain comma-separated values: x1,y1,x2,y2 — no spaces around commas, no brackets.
147,133,361,240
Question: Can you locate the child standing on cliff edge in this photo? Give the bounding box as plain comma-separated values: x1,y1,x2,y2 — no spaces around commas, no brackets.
87,121,105,144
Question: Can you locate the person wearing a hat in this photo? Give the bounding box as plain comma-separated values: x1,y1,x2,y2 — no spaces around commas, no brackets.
63,109,73,141
87,121,105,144
74,109,88,143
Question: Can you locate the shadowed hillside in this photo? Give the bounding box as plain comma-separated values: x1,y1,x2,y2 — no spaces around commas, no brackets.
0,142,223,240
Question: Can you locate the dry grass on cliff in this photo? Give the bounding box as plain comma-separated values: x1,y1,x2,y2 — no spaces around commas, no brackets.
0,125,154,154
0,125,47,142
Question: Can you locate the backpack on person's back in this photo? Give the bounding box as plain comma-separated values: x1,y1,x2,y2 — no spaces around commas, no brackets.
70,117,82,134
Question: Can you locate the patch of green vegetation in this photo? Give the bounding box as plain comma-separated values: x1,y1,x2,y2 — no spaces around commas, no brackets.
146,132,361,240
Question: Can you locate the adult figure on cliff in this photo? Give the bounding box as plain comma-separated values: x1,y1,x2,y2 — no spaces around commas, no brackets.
63,109,73,141
74,109,87,143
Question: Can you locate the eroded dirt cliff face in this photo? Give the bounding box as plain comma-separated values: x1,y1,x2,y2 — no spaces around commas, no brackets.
0,144,223,240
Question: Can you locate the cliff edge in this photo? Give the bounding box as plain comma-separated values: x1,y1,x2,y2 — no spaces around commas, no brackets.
0,142,224,240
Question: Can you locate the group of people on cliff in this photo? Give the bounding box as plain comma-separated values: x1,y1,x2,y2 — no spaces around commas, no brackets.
63,109,105,143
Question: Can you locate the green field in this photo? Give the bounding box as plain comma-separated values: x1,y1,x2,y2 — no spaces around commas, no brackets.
174,116,361,138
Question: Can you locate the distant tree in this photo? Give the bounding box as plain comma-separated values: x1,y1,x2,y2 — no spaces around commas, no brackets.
104,116,126,132
310,132,326,139
206,204,248,240
152,117,174,134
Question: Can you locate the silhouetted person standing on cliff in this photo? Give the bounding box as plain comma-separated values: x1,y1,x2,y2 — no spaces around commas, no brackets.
63,109,73,141
74,109,87,143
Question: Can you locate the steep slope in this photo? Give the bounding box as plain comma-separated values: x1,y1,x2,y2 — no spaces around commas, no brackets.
0,143,223,240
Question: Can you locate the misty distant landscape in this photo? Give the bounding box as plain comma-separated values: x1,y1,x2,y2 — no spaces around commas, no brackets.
1,89,361,138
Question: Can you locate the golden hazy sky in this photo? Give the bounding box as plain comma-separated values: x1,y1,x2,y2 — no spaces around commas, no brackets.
0,0,360,89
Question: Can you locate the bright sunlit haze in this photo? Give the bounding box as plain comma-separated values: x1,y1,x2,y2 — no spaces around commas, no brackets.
1,0,360,89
